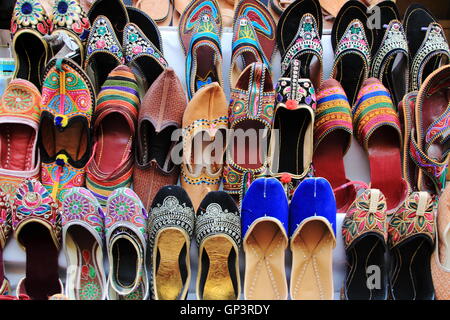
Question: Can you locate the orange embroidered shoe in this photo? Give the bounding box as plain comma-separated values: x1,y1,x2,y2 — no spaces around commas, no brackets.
181,82,228,211
0,79,41,199
432,184,450,300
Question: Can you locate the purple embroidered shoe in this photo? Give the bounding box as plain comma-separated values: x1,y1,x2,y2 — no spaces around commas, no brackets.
105,187,148,300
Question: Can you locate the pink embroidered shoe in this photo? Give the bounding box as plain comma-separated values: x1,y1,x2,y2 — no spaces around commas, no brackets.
12,179,63,300
0,79,41,199
62,187,106,300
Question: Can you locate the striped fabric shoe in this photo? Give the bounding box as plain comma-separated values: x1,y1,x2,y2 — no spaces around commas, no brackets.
86,65,140,206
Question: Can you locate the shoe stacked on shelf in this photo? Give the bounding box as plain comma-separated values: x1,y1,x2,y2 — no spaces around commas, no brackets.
0,0,449,301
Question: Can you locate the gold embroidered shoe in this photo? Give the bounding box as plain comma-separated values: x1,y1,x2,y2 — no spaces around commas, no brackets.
181,82,228,211
195,191,241,300
148,186,195,300
388,191,435,300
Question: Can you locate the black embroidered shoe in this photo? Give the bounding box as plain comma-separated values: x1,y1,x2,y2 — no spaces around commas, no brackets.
148,185,195,300
195,191,241,300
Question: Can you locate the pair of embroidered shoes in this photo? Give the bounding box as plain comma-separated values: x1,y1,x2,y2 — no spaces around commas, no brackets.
0,179,62,300
342,188,436,300
11,0,91,89
314,77,409,215
0,57,95,205
242,177,336,300
331,1,450,107
149,186,241,300
85,0,167,94
62,186,148,300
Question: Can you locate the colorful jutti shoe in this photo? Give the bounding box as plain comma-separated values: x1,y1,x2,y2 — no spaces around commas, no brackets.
0,192,12,295
369,2,408,106
313,79,356,212
85,15,124,93
179,0,223,100
195,191,241,300
331,1,372,105
61,187,106,300
181,82,228,211
407,64,450,195
223,63,274,204
404,4,450,92
105,188,148,300
388,191,435,300
230,0,276,87
12,179,63,300
39,58,95,204
50,0,91,66
148,186,195,300
353,78,409,215
341,189,389,300
123,19,168,94
86,65,139,207
87,0,129,41
11,0,51,89
0,79,41,199
276,0,323,89
268,74,316,197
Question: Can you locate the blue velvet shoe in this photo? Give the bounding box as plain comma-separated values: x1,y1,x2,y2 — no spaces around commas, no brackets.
289,177,336,300
241,177,289,300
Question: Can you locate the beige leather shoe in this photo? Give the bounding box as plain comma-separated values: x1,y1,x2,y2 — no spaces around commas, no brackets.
180,82,228,211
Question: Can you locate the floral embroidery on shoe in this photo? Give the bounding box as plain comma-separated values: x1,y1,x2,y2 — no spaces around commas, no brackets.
51,0,90,41
388,191,435,247
11,0,51,36
342,189,387,248
85,16,124,65
123,23,167,67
